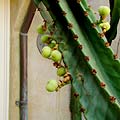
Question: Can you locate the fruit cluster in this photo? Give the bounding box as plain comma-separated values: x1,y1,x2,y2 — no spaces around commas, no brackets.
98,6,110,33
37,22,71,92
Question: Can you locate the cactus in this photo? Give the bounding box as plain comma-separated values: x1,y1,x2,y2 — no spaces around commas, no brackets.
106,0,120,43
34,0,120,119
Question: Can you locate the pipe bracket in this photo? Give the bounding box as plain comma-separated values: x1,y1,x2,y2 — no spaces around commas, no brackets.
15,100,28,107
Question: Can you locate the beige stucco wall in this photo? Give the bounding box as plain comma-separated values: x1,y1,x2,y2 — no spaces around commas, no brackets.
28,11,71,120
9,0,71,120
9,0,120,120
9,0,31,119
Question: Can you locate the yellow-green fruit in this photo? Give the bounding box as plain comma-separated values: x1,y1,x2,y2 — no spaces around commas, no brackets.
37,24,46,34
98,6,110,18
41,46,52,58
51,50,62,62
46,80,58,92
99,22,110,31
41,35,51,43
57,67,66,77
48,40,56,48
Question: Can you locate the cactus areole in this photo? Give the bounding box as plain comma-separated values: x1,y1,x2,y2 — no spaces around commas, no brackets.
34,0,120,119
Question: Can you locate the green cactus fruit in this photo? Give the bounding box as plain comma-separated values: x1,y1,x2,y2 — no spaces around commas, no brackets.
50,50,62,62
41,46,52,58
48,40,57,48
41,34,51,43
57,66,66,77
37,24,47,34
98,6,110,19
99,22,110,32
46,79,58,92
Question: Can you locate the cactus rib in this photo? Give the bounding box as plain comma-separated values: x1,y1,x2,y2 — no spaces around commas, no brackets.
34,0,120,119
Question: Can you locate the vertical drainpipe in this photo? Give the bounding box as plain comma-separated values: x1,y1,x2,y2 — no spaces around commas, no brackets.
19,1,36,120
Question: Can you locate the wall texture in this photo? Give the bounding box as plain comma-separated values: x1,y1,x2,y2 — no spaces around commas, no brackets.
28,11,71,120
9,1,71,120
9,0,31,120
9,0,120,120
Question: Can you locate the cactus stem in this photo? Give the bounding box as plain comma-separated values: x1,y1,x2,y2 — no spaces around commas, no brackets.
76,72,83,78
91,23,96,29
84,56,90,62
46,7,50,11
80,107,86,113
100,82,106,88
76,0,81,4
43,19,47,25
57,80,65,89
84,11,89,16
73,93,79,98
63,77,71,83
61,11,67,16
52,20,56,24
67,23,73,29
105,42,110,47
91,69,97,75
53,62,61,68
94,12,97,14
37,8,42,11
56,0,60,3
37,0,120,117
73,34,79,40
110,96,116,103
41,24,47,32
88,5,92,9
64,72,71,78
78,44,83,49
50,31,54,35
113,54,118,60
56,76,71,91
99,33,105,38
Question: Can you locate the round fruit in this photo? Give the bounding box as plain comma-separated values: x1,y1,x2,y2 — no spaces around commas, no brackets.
99,22,110,31
41,46,52,58
57,67,66,76
48,40,57,48
50,50,62,62
37,24,46,34
41,35,51,43
98,6,110,18
46,79,58,92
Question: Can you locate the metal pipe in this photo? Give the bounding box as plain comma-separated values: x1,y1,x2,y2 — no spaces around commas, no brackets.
19,1,36,120
20,33,28,120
